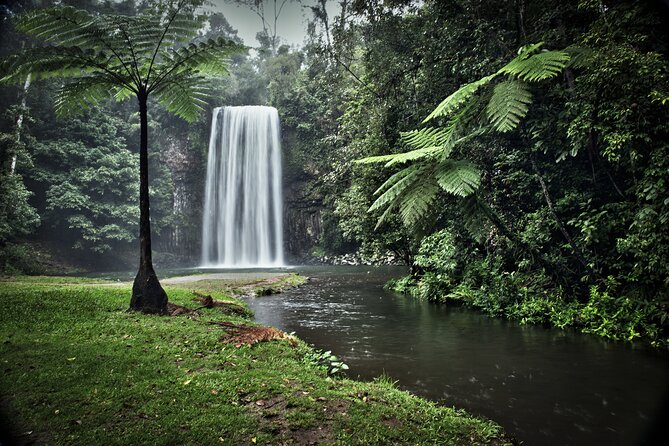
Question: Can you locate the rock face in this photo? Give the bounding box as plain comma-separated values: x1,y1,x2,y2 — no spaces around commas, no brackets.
283,179,322,263
156,132,205,267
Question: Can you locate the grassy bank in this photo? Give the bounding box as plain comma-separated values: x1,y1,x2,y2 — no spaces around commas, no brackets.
0,275,509,445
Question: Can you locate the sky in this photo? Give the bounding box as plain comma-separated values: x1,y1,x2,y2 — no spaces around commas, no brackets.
208,0,327,49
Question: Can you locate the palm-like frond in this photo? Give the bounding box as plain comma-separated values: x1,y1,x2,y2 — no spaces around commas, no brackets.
400,126,454,149
152,73,209,122
1,1,245,121
356,146,442,167
423,73,497,122
564,45,593,69
435,160,480,197
461,195,489,242
1,46,113,83
357,41,569,230
373,165,420,196
369,165,423,213
149,37,241,90
54,75,120,116
497,45,570,81
398,178,440,227
486,80,533,132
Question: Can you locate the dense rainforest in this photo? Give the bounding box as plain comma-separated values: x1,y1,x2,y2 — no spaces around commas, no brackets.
1,0,668,346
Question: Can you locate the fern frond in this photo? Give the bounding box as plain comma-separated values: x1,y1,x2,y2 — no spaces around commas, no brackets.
400,126,454,149
564,45,593,69
373,165,419,196
356,146,442,167
375,200,399,229
54,75,118,116
497,49,570,82
149,37,243,89
423,73,496,123
461,195,489,242
486,80,533,132
152,73,209,122
15,6,95,45
399,178,440,227
369,165,423,212
435,160,480,197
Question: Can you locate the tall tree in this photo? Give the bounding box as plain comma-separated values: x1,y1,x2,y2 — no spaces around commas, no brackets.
1,0,243,313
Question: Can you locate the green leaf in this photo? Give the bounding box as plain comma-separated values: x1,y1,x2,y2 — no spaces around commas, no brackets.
486,80,533,132
369,165,423,212
435,160,480,197
423,74,497,122
399,178,440,227
356,146,442,167
497,48,570,82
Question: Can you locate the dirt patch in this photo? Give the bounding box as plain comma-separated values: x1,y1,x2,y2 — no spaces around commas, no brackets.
246,395,350,445
208,321,298,347
382,416,402,428
290,426,333,445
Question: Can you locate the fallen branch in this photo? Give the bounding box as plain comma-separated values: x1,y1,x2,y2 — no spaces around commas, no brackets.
208,321,298,348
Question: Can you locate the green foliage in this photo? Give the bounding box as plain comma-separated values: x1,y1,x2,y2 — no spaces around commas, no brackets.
1,1,244,121
29,112,141,253
486,80,533,132
303,349,350,376
0,172,39,244
357,40,572,230
496,44,570,82
580,281,666,344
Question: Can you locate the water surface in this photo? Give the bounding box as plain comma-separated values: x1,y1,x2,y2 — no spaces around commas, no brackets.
244,265,669,446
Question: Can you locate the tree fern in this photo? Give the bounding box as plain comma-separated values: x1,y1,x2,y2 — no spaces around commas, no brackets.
356,42,579,230
372,165,420,196
356,146,442,167
369,165,424,213
423,73,497,123
1,0,244,314
400,126,454,149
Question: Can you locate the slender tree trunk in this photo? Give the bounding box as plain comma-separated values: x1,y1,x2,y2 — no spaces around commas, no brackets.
130,90,168,314
10,73,31,175
530,158,600,281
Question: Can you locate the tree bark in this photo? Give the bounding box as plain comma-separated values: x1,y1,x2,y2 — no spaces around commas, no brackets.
130,90,168,314
10,73,31,175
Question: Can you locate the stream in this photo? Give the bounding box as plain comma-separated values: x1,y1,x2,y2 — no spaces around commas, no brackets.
242,265,669,446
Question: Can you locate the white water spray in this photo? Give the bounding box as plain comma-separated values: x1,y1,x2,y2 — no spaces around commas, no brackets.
201,106,284,267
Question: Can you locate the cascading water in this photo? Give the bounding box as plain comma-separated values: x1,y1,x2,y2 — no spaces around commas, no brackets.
201,106,284,267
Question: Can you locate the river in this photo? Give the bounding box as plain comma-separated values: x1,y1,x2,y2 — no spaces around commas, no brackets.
242,265,669,446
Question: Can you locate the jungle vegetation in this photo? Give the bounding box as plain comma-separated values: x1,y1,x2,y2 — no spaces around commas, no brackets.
1,0,668,345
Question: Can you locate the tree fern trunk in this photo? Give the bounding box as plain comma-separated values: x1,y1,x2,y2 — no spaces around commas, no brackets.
130,90,168,314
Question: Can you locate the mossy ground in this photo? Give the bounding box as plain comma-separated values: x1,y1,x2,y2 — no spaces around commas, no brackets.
0,274,509,445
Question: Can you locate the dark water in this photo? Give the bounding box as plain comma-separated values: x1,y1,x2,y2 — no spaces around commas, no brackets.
243,265,669,446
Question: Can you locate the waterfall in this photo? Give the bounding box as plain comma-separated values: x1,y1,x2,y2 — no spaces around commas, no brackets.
201,106,284,267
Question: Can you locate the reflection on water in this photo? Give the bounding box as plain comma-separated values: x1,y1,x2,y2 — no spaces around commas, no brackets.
244,265,669,446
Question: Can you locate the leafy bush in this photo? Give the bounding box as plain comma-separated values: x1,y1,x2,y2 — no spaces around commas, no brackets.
579,281,667,346
303,348,349,376
0,243,45,275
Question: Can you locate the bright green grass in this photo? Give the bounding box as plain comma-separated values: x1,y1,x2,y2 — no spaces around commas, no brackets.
0,277,510,445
